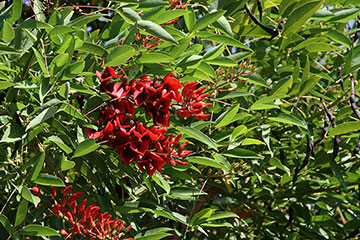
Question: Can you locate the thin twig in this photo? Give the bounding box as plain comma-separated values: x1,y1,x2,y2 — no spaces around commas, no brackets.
0,187,17,215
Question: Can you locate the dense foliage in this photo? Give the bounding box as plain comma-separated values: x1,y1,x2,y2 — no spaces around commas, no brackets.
2,0,360,239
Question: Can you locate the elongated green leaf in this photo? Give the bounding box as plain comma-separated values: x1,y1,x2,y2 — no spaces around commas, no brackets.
326,30,351,48
196,31,251,50
207,211,238,221
33,173,65,187
105,45,135,67
268,113,307,129
29,152,45,181
138,52,172,63
134,227,173,240
73,138,99,158
191,208,213,226
155,9,186,24
14,199,28,227
20,19,52,29
193,10,226,32
177,126,218,150
8,0,22,23
306,42,343,52
328,121,360,137
282,1,322,36
330,8,360,23
214,104,239,129
0,214,14,237
223,148,261,159
48,136,73,154
19,224,60,236
152,174,170,194
32,47,48,76
231,125,248,140
119,8,142,22
186,156,230,170
299,76,321,96
25,107,59,131
328,155,347,191
206,56,237,66
69,14,106,27
76,42,108,57
216,15,233,36
138,20,177,44
204,43,224,60
49,26,73,37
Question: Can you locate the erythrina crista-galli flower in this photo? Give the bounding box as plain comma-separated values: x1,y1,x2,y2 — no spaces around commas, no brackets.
87,67,211,176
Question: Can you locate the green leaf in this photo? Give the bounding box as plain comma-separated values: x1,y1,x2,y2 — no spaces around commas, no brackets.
64,61,86,78
196,31,251,50
299,76,321,96
138,52,172,63
152,174,170,194
119,8,142,22
76,42,108,57
328,155,347,191
177,126,218,151
204,43,224,60
328,121,360,137
0,21,15,43
205,56,237,66
73,138,100,158
32,47,48,76
52,53,69,68
168,187,207,200
184,8,196,32
21,186,40,206
0,123,26,143
217,91,253,100
216,15,233,36
193,10,226,32
68,14,107,27
207,211,238,221
186,156,230,170
105,45,135,67
25,107,59,132
49,26,73,38
60,156,76,171
19,224,60,237
282,1,322,36
325,30,351,48
134,227,173,240
268,113,307,129
231,125,248,140
0,214,14,237
20,19,52,29
247,73,269,87
8,0,22,23
155,9,186,24
48,136,73,154
306,42,343,52
329,8,360,23
190,208,213,226
29,152,45,181
241,138,265,146
33,173,65,187
14,199,28,227
138,20,177,44
214,104,239,129
223,148,261,159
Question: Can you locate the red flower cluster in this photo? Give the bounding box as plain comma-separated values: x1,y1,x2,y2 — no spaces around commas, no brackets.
51,185,133,240
87,67,210,176
177,82,212,120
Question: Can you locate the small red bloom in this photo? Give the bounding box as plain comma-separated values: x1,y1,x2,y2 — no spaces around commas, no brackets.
31,187,41,197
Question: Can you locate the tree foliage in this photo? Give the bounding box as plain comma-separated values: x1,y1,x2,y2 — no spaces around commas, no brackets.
1,0,360,239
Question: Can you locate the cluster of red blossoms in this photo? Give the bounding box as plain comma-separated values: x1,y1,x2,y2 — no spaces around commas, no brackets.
30,186,132,239
51,185,133,240
87,67,211,176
